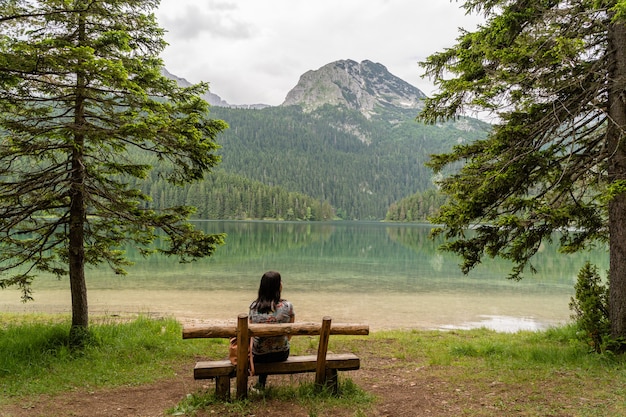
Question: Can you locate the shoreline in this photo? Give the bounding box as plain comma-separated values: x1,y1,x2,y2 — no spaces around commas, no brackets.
2,309,568,334
0,288,571,333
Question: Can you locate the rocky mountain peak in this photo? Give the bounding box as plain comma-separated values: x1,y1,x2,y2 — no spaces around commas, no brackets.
161,68,269,109
281,59,426,116
161,68,229,107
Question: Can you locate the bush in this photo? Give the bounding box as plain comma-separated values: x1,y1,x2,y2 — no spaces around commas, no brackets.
569,262,610,353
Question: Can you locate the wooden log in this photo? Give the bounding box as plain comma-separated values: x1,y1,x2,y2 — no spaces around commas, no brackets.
235,353,360,375
315,316,331,387
182,325,237,339
235,314,249,400
193,360,235,379
249,322,369,337
183,321,369,339
195,354,360,377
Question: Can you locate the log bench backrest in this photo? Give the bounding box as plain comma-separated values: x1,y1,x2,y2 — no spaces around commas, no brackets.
182,321,370,339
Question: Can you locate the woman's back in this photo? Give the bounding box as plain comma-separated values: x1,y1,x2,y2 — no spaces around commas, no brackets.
249,299,294,355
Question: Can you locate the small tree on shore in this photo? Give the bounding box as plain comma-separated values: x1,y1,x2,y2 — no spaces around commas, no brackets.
570,262,610,352
0,0,226,343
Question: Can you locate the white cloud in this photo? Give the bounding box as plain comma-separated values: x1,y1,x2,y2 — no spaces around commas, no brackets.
159,2,252,40
156,0,484,105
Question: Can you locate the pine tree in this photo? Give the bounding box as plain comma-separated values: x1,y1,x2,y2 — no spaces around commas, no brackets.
0,0,226,342
419,0,626,344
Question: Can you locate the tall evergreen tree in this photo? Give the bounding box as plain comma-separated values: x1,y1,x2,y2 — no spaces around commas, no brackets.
419,0,626,343
0,0,226,342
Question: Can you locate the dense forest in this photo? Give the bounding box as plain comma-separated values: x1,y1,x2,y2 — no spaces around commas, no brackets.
384,189,448,222
138,104,488,220
135,169,334,221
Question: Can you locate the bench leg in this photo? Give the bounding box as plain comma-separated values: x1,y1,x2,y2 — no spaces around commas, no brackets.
326,368,339,394
316,368,339,394
215,376,231,400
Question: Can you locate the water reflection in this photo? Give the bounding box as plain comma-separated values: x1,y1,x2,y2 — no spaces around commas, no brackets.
0,221,609,331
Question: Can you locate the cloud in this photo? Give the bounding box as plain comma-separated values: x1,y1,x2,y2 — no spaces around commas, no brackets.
156,0,484,105
159,2,253,40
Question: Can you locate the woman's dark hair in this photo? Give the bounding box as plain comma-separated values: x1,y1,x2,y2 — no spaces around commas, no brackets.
250,271,282,314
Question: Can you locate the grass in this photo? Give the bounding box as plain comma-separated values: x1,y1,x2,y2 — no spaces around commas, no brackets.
0,314,223,400
169,378,374,416
355,326,626,416
1,314,626,416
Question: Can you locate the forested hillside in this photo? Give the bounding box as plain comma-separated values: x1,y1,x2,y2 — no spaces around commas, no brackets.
142,62,491,221
136,103,487,220
213,104,487,219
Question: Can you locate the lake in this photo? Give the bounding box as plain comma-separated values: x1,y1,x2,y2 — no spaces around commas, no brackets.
0,221,609,332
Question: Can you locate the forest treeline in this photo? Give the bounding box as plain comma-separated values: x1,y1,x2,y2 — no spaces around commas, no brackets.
136,169,335,221
130,104,487,221
384,189,448,222
136,166,444,222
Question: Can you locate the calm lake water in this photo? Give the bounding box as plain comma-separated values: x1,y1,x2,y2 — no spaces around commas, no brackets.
0,221,609,332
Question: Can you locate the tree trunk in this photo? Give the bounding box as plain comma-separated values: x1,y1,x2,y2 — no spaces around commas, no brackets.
69,149,88,342
69,10,89,344
607,20,626,342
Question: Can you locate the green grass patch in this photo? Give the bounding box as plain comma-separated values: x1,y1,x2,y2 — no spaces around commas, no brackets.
353,326,626,417
0,314,223,401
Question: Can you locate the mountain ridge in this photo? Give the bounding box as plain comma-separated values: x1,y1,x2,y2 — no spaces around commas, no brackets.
164,59,427,115
281,59,426,117
161,68,269,110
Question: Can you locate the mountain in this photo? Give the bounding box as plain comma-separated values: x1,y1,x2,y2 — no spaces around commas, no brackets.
282,60,426,117
156,60,489,220
161,68,269,109
161,68,229,107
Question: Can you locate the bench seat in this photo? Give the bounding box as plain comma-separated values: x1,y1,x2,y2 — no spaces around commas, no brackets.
194,353,360,380
194,359,235,379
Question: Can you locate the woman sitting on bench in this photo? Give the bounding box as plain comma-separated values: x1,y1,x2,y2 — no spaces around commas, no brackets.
249,270,296,389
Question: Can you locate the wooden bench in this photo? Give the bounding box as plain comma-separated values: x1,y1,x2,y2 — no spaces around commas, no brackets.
183,314,369,400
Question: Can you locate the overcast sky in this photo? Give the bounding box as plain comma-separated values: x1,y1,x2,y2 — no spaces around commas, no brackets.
155,0,484,106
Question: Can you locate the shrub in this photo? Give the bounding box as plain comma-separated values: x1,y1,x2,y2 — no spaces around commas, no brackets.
569,262,610,353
